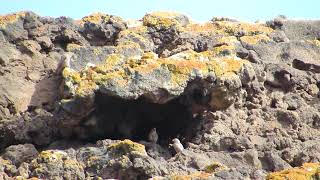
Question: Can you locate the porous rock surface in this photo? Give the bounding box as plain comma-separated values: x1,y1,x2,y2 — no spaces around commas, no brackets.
0,11,319,179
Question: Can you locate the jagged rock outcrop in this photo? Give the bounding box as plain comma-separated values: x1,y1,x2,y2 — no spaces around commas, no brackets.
0,11,320,179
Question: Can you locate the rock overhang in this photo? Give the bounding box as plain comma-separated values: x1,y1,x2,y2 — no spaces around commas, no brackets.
55,13,269,141
61,50,254,110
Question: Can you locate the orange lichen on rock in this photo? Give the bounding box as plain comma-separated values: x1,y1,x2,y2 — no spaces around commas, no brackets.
80,12,107,25
184,20,273,37
184,22,225,35
240,34,271,45
143,11,186,29
79,12,124,27
62,48,249,98
267,163,320,180
213,21,273,36
169,172,213,180
0,11,26,28
201,45,236,57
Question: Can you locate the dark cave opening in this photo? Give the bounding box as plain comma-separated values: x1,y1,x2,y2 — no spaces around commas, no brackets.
79,91,203,146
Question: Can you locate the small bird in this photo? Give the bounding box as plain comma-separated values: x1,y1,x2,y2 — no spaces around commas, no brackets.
85,62,96,70
148,128,158,143
172,138,184,153
56,52,74,74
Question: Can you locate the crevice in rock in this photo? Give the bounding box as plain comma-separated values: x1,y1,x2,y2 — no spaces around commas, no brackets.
292,59,320,73
76,91,202,146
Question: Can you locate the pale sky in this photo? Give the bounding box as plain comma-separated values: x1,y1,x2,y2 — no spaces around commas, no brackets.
1,0,319,22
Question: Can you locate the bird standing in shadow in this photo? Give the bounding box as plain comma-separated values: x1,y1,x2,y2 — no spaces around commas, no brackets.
148,128,158,144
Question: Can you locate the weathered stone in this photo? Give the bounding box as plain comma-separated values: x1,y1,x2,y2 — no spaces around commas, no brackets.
29,150,85,180
281,20,320,40
18,40,42,55
80,13,127,46
0,12,28,42
2,144,38,166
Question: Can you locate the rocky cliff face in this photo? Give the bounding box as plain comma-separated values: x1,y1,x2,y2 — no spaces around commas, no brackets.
0,11,320,179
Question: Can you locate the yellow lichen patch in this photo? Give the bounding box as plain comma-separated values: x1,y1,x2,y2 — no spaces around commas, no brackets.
119,28,148,39
131,60,161,74
80,12,108,25
63,68,97,96
204,162,228,173
240,34,271,45
30,150,84,179
118,28,150,49
75,79,97,97
35,150,67,163
165,59,207,85
115,41,141,54
107,139,147,156
163,54,244,85
164,58,208,75
92,70,127,87
267,163,320,180
307,39,320,47
86,156,101,167
170,172,212,180
104,54,123,69
0,11,26,28
62,68,81,83
93,48,102,56
66,43,82,52
201,45,236,58
126,25,148,34
184,22,226,35
216,36,238,46
142,52,157,59
236,22,273,35
93,54,125,75
63,159,84,170
184,21,272,40
211,58,246,77
143,11,182,29
213,21,273,36
63,49,247,98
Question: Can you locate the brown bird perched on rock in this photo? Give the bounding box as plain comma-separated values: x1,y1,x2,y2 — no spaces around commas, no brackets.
148,128,158,143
